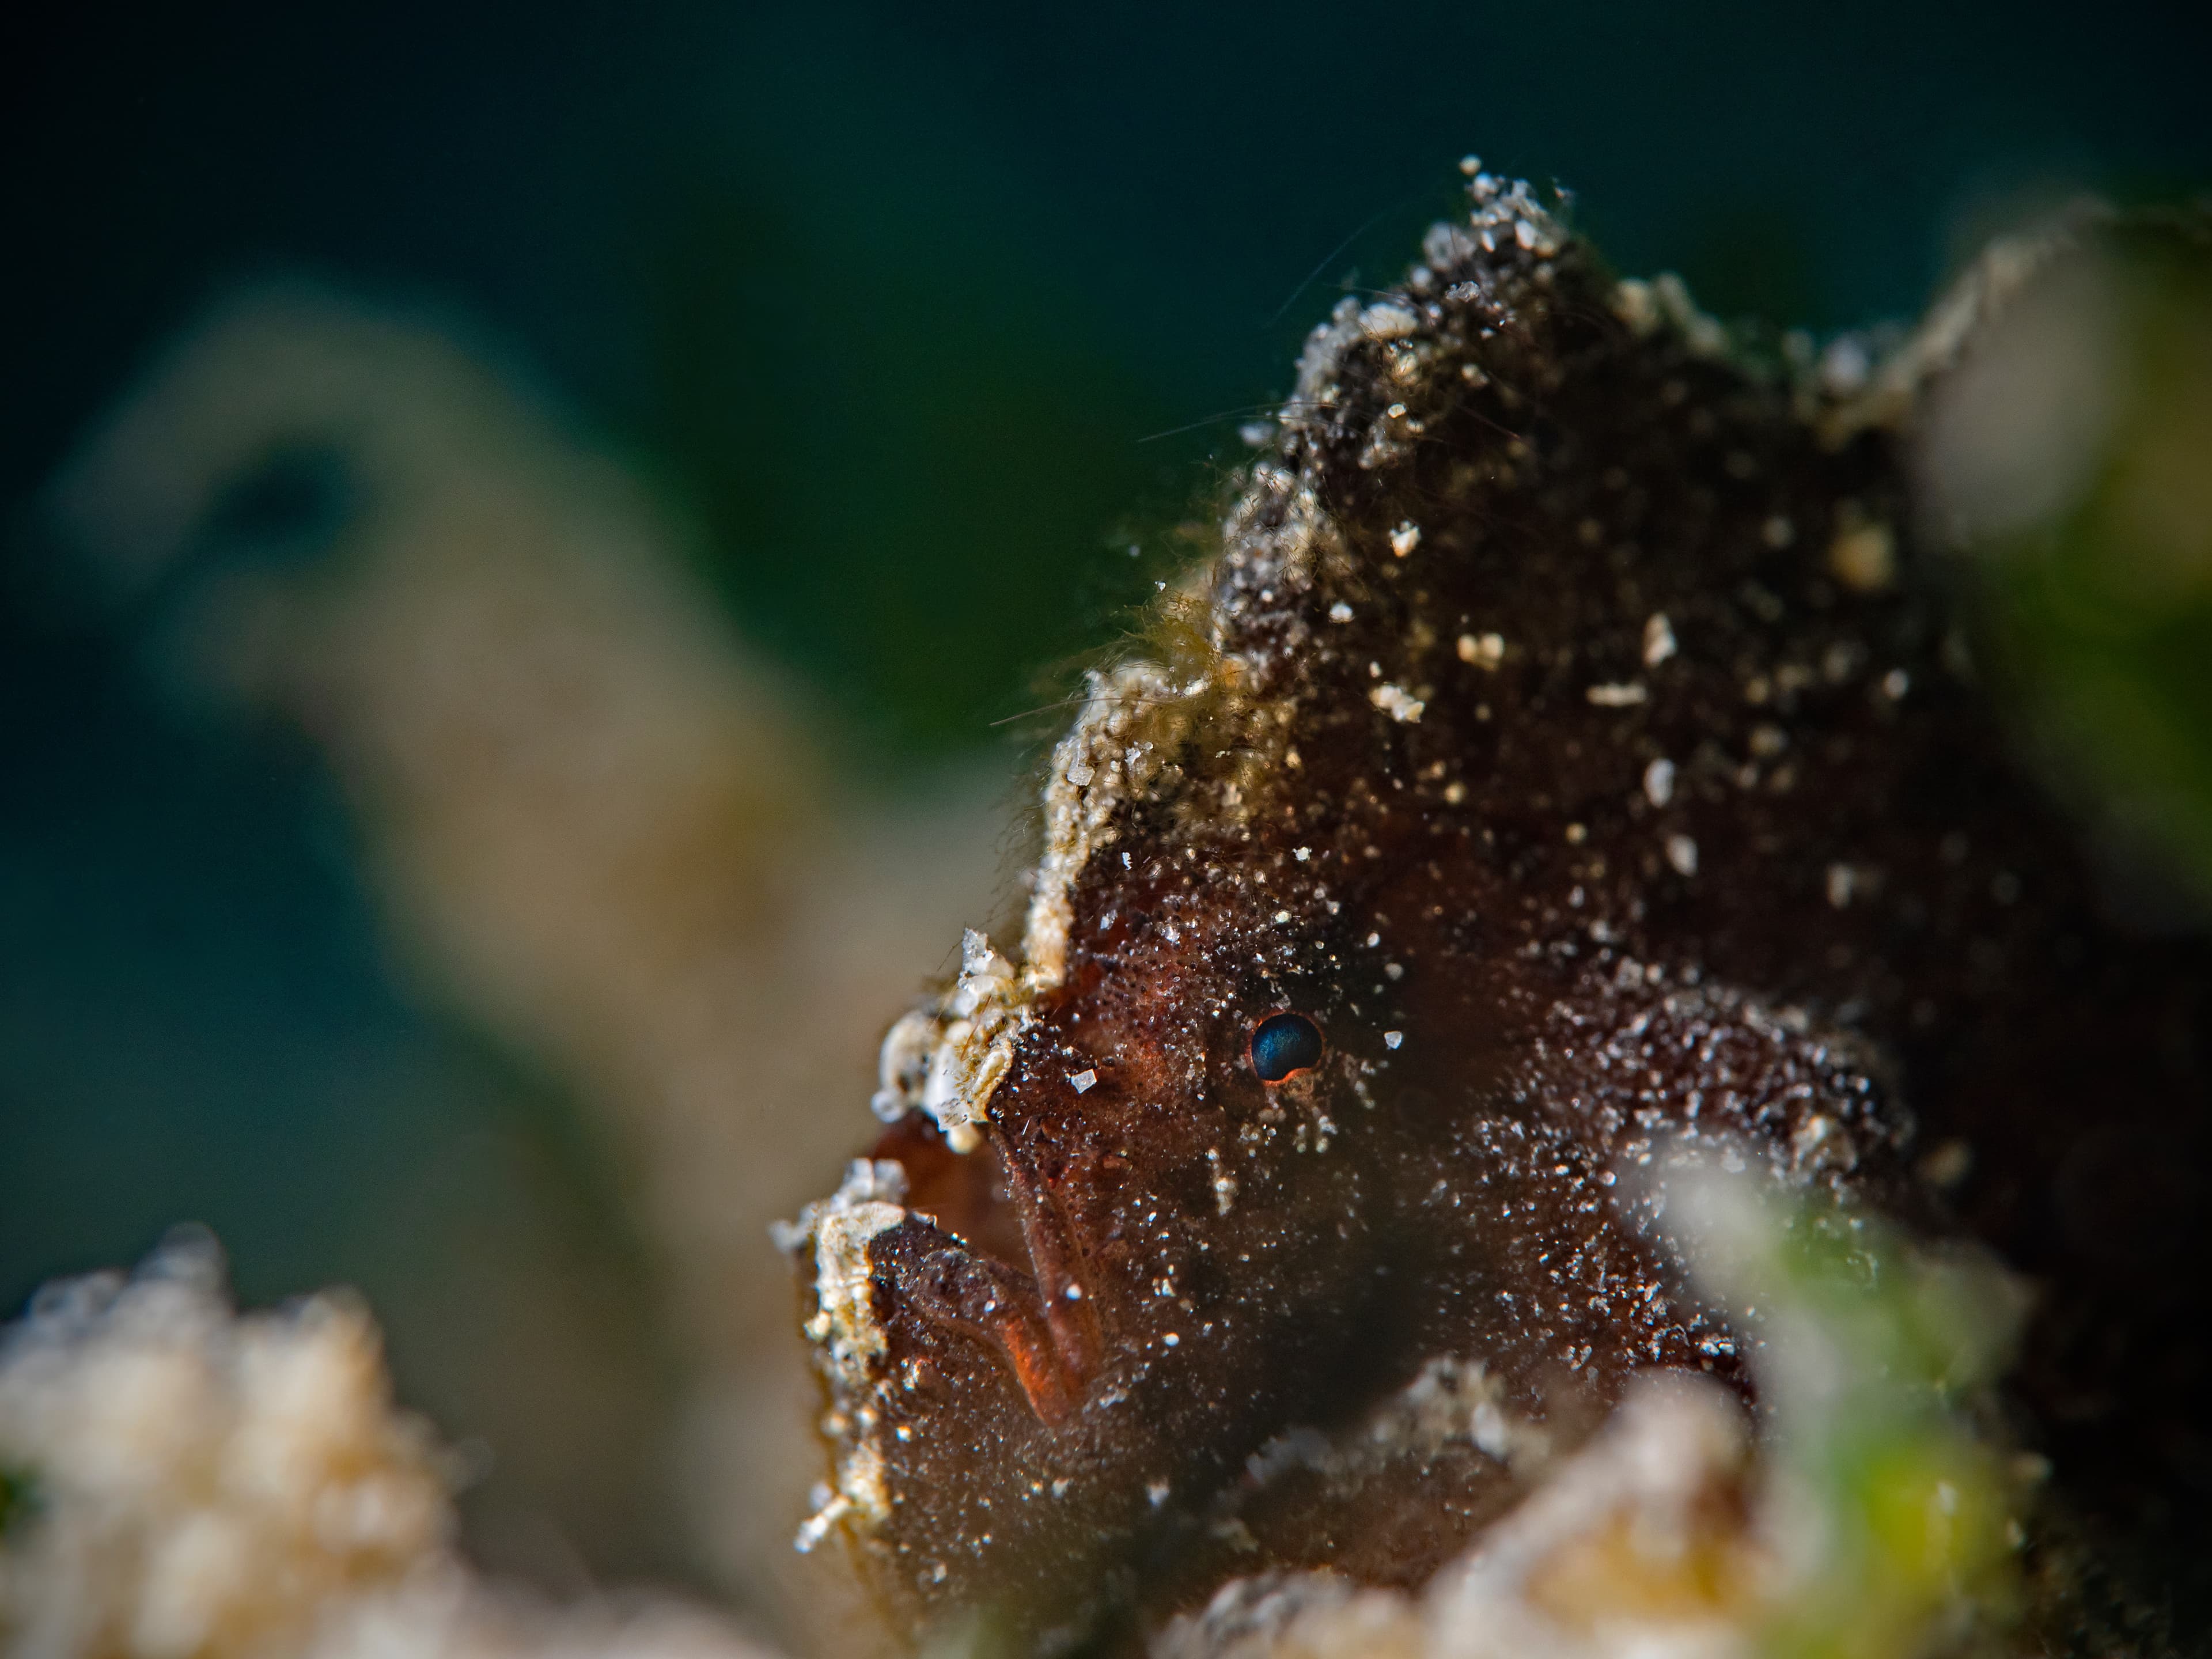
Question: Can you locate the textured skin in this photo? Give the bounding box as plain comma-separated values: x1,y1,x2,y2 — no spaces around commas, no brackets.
797,180,2211,1654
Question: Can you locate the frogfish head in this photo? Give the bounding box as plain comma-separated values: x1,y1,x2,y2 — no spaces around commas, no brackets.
780,171,2212,1653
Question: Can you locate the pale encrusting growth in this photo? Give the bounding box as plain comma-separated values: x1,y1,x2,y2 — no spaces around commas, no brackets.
774,1162,910,1548
1156,1380,1759,1659
0,1239,780,1659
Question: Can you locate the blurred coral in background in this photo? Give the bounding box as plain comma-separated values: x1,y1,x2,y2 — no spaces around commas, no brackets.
36,284,1009,1646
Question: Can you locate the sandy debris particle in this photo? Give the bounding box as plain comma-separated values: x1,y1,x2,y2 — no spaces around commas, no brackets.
1586,682,1647,707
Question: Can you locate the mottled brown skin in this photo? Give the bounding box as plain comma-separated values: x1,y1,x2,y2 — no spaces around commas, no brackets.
810,191,2211,1653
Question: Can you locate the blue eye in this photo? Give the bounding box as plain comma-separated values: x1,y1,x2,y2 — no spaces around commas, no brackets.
1249,1012,1324,1084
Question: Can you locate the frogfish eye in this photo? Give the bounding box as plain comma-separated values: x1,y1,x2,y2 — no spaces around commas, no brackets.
1249,1011,1325,1084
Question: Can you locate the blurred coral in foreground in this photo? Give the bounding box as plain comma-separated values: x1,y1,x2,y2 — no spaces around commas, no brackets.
1155,1161,2030,1659
0,1238,774,1659
1,1165,2035,1659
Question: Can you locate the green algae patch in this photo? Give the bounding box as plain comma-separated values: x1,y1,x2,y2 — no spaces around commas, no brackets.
0,1463,40,1545
1667,1166,2028,1659
1919,209,2212,911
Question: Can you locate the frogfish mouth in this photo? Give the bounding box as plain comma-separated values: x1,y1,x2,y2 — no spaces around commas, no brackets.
782,172,2212,1651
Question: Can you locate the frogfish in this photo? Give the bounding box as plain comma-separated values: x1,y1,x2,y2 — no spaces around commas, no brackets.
782,169,2212,1654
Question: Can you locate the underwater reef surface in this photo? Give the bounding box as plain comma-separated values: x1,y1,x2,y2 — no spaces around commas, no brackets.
6,171,2209,1659
786,172,2212,1655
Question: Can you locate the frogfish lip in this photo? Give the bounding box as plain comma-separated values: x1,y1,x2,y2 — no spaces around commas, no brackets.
866,1090,1112,1427
867,1109,1033,1274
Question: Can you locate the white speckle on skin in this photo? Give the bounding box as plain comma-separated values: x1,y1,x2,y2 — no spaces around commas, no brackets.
1273,910,1291,924
1456,632,1505,670
870,1009,938,1124
894,929,1027,1154
1027,651,1234,991
1328,600,1354,622
1069,1069,1097,1093
1384,1031,1404,1050
1919,1139,1974,1190
1294,846,1312,862
1613,277,1662,336
1642,613,1677,666
1823,335,1873,394
794,1494,851,1554
1587,681,1647,707
1359,302,1421,341
1826,863,1865,908
1208,1147,1238,1215
1371,683,1425,723
1830,517,1897,592
1667,835,1700,877
1389,521,1422,557
1643,757,1676,808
